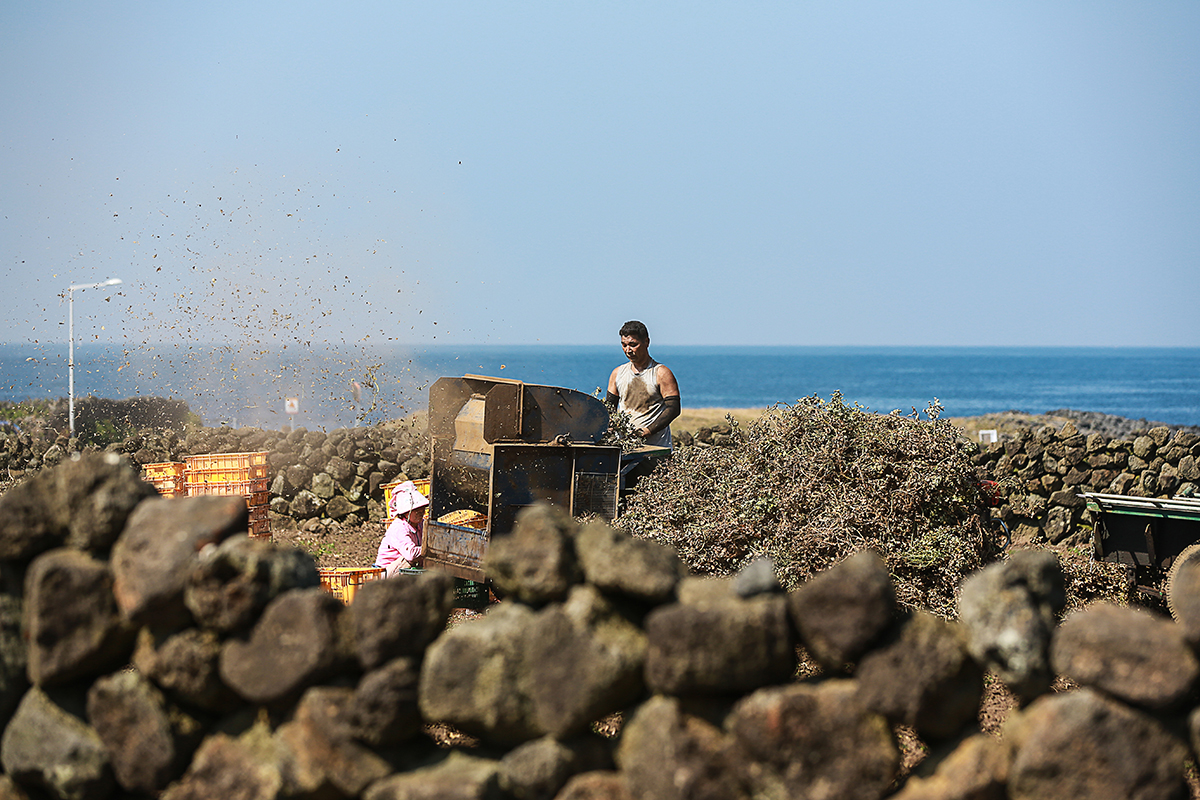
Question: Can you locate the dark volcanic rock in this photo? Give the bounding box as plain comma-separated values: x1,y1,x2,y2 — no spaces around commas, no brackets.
855,611,983,741
362,751,499,800
185,535,320,633
0,687,114,800
1051,602,1199,711
220,588,350,705
0,595,28,731
727,680,899,800
958,549,1065,700
274,686,393,799
574,518,685,605
522,585,647,738
486,503,581,606
555,771,634,800
24,548,136,687
497,735,612,800
0,470,68,562
1005,688,1187,800
891,732,1009,800
0,452,159,563
787,550,897,670
111,495,249,627
133,627,240,715
349,657,422,748
616,695,746,800
55,452,160,553
87,669,203,794
645,587,795,696
351,570,456,670
418,602,539,746
159,729,283,800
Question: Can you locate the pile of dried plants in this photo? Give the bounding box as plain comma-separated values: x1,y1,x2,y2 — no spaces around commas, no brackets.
618,393,999,618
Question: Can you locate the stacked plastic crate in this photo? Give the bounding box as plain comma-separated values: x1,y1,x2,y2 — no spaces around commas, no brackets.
184,452,271,538
142,462,187,498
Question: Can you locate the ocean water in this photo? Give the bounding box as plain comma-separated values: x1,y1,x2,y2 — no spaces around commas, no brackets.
3,343,1199,431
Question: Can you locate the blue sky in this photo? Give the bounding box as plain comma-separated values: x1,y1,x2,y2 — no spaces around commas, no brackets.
3,2,1198,349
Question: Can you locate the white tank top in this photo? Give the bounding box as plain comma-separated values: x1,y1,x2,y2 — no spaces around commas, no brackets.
615,358,673,449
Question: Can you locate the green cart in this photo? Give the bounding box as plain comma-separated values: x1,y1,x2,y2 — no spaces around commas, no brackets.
1084,492,1200,616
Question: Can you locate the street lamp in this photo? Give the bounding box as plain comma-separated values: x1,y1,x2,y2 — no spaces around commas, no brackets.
68,278,123,438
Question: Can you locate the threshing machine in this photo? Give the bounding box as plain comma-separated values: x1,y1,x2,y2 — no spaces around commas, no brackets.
422,375,625,581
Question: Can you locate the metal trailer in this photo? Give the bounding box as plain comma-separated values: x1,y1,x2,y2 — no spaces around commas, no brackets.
423,375,623,582
1084,492,1200,615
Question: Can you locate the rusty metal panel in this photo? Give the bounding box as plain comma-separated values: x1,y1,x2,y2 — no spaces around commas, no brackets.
521,385,609,444
484,382,523,442
424,521,488,582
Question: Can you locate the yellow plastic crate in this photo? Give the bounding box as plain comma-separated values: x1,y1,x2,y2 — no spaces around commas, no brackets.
437,509,487,530
318,567,385,604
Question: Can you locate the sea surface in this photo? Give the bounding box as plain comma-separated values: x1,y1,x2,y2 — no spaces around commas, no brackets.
3,343,1199,431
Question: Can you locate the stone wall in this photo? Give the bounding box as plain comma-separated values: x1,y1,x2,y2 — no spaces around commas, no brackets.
3,453,1200,799
970,421,1200,546
4,412,1198,546
2,419,431,532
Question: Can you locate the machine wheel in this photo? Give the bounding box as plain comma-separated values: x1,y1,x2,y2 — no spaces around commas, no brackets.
1166,542,1200,621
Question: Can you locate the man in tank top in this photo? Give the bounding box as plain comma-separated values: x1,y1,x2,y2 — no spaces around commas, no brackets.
605,320,681,450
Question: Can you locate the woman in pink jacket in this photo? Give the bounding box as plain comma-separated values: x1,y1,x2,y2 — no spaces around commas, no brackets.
375,480,429,577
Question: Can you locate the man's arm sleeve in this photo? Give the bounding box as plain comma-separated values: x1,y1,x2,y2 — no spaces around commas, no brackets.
645,395,681,435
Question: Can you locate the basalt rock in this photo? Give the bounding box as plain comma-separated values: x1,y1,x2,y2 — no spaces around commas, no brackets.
486,504,581,606
855,611,983,742
788,549,897,670
184,535,320,634
0,686,114,800
24,548,136,688
111,495,248,628
1004,688,1187,800
645,583,795,697
219,588,352,705
1051,602,1200,711
728,679,900,800
86,669,204,795
958,549,1064,700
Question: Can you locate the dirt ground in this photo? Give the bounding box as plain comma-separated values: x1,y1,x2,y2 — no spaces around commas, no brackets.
272,518,384,570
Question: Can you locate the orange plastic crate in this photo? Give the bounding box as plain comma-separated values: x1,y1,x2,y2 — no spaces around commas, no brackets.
249,518,271,539
248,504,269,522
185,451,268,470
185,477,270,499
318,567,384,604
184,452,269,484
144,462,186,480
143,462,188,498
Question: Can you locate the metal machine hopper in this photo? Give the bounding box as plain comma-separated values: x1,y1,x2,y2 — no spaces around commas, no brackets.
423,375,621,581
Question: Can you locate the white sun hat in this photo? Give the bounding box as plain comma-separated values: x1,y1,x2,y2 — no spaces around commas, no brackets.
388,480,430,517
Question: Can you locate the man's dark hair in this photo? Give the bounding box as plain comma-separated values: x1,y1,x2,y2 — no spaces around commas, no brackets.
619,320,649,341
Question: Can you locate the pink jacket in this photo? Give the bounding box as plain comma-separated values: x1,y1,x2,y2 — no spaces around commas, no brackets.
375,516,422,569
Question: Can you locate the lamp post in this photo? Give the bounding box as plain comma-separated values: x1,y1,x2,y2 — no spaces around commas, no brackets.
68,278,122,438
